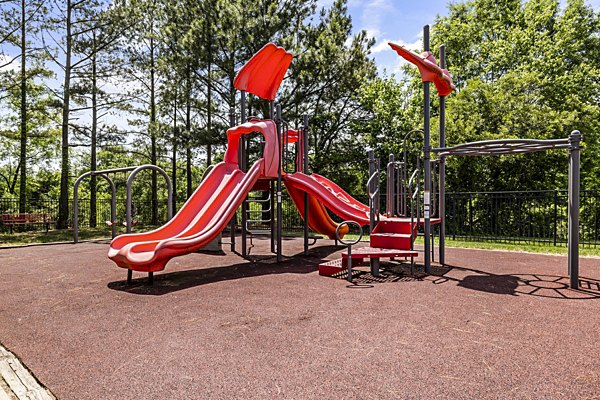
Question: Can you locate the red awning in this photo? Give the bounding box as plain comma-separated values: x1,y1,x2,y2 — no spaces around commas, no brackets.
388,42,455,97
234,43,293,101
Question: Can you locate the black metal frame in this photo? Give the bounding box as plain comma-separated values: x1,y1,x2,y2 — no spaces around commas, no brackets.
432,132,582,289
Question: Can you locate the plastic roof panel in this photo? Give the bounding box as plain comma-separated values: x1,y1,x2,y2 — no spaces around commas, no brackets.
234,43,293,101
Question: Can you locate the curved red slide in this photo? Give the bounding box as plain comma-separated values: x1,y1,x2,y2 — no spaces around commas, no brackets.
284,180,348,240
284,172,371,227
108,159,263,272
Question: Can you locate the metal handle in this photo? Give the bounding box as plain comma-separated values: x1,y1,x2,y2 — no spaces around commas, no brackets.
335,221,362,245
336,221,363,282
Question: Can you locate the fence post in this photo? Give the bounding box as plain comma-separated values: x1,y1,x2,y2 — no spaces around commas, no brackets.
553,189,558,246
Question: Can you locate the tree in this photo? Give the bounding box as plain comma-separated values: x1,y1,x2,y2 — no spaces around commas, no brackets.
0,0,50,211
431,0,600,191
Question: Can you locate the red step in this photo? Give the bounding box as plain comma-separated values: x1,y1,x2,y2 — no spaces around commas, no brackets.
370,233,412,250
318,247,418,277
342,247,418,259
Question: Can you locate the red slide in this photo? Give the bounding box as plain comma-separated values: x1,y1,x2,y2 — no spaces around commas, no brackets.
284,172,371,227
284,180,347,240
108,160,263,272
108,118,280,273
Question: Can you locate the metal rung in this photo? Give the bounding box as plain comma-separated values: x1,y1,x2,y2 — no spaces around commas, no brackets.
247,219,271,224
246,208,271,214
246,193,271,203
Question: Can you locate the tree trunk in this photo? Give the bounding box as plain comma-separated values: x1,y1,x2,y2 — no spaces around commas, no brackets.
89,32,98,228
18,0,26,214
150,35,158,225
58,0,72,229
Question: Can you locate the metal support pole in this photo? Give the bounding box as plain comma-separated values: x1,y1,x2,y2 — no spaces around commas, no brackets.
439,44,447,266
368,149,376,233
241,91,248,257
276,104,283,262
568,131,581,289
303,115,310,255
73,172,117,243
423,25,432,274
387,154,395,216
126,165,173,233
229,108,236,252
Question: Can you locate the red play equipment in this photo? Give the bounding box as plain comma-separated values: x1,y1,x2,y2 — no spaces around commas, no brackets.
108,43,420,282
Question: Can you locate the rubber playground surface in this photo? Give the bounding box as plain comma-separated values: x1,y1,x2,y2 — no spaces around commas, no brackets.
0,238,599,399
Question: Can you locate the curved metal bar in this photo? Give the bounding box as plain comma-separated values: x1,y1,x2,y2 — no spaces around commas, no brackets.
336,221,363,282
126,165,173,233
433,138,570,157
73,172,117,243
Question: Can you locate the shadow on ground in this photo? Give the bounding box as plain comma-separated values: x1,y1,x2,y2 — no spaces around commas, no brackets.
107,245,342,296
337,262,600,300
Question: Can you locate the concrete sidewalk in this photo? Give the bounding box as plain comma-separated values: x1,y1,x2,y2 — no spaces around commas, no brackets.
0,345,55,400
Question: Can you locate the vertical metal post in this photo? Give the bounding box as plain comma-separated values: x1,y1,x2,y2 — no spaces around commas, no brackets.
229,108,236,252
553,189,558,246
270,100,275,253
368,149,376,232
303,115,309,255
423,25,432,274
387,154,395,216
276,104,283,262
439,44,447,266
241,91,248,257
568,131,581,289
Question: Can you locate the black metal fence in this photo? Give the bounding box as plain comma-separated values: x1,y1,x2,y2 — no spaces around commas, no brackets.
1,190,600,247
445,190,600,247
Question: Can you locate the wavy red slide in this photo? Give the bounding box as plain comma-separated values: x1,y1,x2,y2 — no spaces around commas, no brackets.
108,159,263,272
284,180,347,240
284,172,371,227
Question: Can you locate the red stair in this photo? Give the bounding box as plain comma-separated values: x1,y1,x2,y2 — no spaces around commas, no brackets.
319,219,419,277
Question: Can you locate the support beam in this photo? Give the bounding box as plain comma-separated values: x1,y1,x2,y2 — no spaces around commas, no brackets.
568,131,582,289
241,91,248,257
423,25,432,274
439,44,447,266
229,108,236,252
276,104,283,262
303,115,309,256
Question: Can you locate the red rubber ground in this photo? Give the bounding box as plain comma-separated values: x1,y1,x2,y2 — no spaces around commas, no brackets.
0,237,599,399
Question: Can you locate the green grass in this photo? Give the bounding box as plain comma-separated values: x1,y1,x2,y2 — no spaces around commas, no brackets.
0,226,123,246
336,233,600,258
1,227,599,258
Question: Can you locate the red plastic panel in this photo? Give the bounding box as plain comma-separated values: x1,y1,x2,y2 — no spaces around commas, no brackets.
224,119,279,178
234,43,293,101
388,42,455,97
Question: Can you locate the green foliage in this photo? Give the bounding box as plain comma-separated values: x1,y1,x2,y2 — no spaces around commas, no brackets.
432,0,600,191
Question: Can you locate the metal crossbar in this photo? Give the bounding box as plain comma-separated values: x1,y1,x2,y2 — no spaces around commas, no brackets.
433,138,570,157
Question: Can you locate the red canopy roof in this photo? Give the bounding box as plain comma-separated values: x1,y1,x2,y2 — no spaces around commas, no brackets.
388,42,455,97
234,43,293,101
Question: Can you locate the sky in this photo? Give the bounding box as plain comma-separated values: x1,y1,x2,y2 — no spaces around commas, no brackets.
333,0,600,75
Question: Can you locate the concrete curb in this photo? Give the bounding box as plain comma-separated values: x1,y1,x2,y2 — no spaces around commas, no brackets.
0,345,55,400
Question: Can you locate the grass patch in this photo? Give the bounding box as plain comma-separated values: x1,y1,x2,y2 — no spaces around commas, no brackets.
0,226,125,246
1,227,599,258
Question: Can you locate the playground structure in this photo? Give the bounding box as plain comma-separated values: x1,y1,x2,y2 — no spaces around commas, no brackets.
73,165,173,242
104,27,583,290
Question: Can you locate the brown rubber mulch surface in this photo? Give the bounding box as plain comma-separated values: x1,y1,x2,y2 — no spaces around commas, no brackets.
0,237,599,399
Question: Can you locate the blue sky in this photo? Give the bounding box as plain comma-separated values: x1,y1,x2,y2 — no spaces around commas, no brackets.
333,0,600,75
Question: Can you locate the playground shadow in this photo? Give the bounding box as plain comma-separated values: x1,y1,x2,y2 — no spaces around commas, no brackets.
107,245,342,296
330,261,600,300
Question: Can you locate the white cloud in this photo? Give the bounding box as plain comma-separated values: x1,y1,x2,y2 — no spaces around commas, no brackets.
0,53,19,72
360,0,395,40
371,37,422,54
